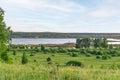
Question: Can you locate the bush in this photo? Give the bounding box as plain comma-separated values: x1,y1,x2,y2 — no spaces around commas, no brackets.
22,52,28,64
71,53,79,57
96,55,101,59
85,53,91,57
96,51,103,55
66,61,84,67
41,45,45,52
57,48,68,53
13,50,16,55
102,55,111,60
34,59,37,62
46,57,51,62
1,52,13,63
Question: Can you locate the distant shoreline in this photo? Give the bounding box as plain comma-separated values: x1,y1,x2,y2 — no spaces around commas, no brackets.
12,32,120,39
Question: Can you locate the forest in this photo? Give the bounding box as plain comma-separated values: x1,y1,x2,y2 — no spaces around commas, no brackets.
12,32,120,38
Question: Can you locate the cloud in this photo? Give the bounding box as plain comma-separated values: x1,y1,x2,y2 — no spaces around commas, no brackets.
2,0,86,13
88,0,120,18
89,9,113,17
0,0,120,32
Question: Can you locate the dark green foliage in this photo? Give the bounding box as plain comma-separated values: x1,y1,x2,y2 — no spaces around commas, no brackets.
13,50,16,55
71,53,79,57
22,52,28,64
57,48,68,53
67,49,80,52
46,57,51,62
1,52,13,63
30,53,34,56
76,38,91,48
102,55,111,60
96,51,103,55
41,45,45,52
66,61,83,67
34,59,37,62
102,38,108,48
85,53,91,57
94,38,102,48
96,55,101,59
0,8,9,53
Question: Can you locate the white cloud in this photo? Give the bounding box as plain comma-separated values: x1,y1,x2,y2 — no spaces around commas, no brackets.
88,0,120,18
89,9,113,17
2,0,86,13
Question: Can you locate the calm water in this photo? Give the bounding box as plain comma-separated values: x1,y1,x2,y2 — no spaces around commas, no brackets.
12,38,76,44
12,38,120,45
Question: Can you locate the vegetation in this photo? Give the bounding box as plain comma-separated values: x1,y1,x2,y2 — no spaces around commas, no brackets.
12,32,120,38
76,37,108,48
66,61,83,67
22,52,28,64
0,8,8,53
1,8,120,80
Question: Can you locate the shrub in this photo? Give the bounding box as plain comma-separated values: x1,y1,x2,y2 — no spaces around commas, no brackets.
57,48,68,53
71,53,78,57
41,45,45,52
46,57,51,62
1,52,13,63
111,54,118,57
85,53,91,57
66,61,84,67
96,51,103,55
13,50,16,55
96,55,101,59
22,52,28,64
34,59,37,62
102,55,111,60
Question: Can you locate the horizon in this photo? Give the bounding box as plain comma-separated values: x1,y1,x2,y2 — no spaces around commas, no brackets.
0,0,120,33
13,31,120,34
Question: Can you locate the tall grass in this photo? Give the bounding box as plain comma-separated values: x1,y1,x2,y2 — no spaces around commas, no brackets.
0,63,120,80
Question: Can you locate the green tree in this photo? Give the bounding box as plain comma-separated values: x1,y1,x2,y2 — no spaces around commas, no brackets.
22,52,28,64
75,38,81,48
1,52,13,63
76,38,91,48
102,37,108,48
94,38,102,48
41,45,45,52
82,38,91,48
0,8,8,53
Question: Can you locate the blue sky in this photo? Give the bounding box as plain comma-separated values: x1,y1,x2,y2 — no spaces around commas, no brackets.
0,0,120,33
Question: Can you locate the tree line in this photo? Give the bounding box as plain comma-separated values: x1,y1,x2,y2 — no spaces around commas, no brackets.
76,38,108,49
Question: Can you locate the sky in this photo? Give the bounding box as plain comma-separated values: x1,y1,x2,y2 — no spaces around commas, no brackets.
0,0,120,33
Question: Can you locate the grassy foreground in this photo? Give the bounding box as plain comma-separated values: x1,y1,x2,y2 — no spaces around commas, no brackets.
0,51,120,80
0,63,120,80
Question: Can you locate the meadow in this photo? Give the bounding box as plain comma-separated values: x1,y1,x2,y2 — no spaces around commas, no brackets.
1,48,120,80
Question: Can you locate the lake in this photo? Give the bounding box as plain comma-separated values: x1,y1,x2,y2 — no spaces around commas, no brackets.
12,38,120,45
12,38,76,44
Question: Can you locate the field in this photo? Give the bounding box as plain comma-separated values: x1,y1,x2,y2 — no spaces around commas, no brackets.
1,50,120,80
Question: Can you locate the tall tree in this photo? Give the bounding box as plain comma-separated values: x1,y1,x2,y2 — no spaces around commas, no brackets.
93,38,102,48
82,38,91,48
0,8,8,53
102,37,108,48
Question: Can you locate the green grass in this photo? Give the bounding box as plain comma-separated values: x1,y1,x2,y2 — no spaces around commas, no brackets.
1,51,120,80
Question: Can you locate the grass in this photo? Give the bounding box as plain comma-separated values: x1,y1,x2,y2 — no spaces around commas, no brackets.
0,63,120,80
1,51,120,80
